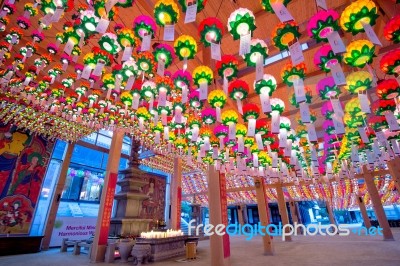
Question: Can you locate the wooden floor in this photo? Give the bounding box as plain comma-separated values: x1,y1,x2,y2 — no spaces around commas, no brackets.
2,228,400,266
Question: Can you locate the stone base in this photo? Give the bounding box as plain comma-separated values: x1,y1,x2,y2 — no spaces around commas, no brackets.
109,218,152,237
136,236,187,262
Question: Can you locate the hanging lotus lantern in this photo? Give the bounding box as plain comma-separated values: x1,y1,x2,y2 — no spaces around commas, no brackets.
289,86,312,107
174,35,197,60
243,39,268,67
99,33,121,54
270,98,285,134
120,91,133,111
227,8,256,40
242,103,260,122
371,99,397,116
136,106,151,128
154,0,180,26
307,9,340,42
384,15,400,43
135,51,156,75
296,111,317,125
83,53,96,69
260,0,292,13
201,108,217,125
216,55,239,81
79,10,99,36
31,29,45,43
141,80,157,100
272,21,300,51
0,17,9,32
254,74,277,99
339,0,378,35
189,90,203,109
173,69,193,92
133,15,157,39
281,62,306,87
178,0,207,12
376,79,400,100
207,89,227,119
117,28,140,50
153,43,175,68
192,66,213,86
47,43,59,55
344,71,373,94
93,0,118,21
343,112,365,129
368,115,389,132
121,59,139,80
317,77,341,100
345,98,365,117
228,79,249,112
198,17,224,47
92,47,113,66
16,16,31,30
380,49,400,75
313,45,342,72
156,76,174,99
344,40,375,68
5,28,23,45
214,124,229,146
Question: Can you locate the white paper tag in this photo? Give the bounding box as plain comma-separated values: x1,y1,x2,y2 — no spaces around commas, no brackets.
157,59,165,76
229,123,236,140
239,33,251,56
289,42,304,66
125,75,135,90
236,99,243,115
95,18,110,34
307,123,318,142
279,129,287,148
358,127,370,143
182,86,188,103
191,127,199,142
81,65,92,80
105,0,118,13
141,34,151,51
272,152,278,168
366,64,378,87
271,113,280,134
185,4,197,23
284,140,292,157
362,22,382,46
385,112,400,131
300,102,311,123
271,2,294,22
162,113,167,125
293,78,306,103
158,90,167,106
163,24,175,41
64,39,75,55
211,42,221,61
247,119,256,137
253,153,259,167
212,147,219,159
255,133,264,150
316,0,328,10
376,131,387,144
331,63,346,85
327,31,346,54
330,98,344,117
366,150,375,164
260,94,272,113
51,8,64,23
199,82,208,100
122,46,132,62
92,62,104,76
216,107,221,123
391,139,400,155
132,94,140,110
255,54,264,82
223,76,228,94
200,146,206,157
238,137,244,153
358,93,371,114
332,114,345,134
351,146,360,162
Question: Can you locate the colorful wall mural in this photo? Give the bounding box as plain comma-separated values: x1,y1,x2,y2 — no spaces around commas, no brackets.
0,123,54,235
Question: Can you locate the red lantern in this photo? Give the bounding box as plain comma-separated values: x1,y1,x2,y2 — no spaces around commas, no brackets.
376,79,400,100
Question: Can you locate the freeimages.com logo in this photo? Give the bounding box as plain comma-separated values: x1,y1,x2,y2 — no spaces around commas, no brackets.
188,220,383,241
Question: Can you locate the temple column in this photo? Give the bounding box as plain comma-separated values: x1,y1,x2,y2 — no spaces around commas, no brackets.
254,177,274,255
326,200,336,225
90,129,125,262
387,157,400,193
289,201,301,234
208,166,230,266
357,194,372,229
170,157,182,230
237,205,245,225
41,142,75,250
276,182,292,241
363,165,394,240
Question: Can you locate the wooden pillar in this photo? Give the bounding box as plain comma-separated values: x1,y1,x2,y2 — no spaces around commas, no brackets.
363,165,394,240
289,201,301,234
387,158,400,193
276,182,292,241
41,143,75,250
326,200,336,225
357,194,372,229
254,177,274,255
237,205,245,225
90,129,125,262
170,157,182,230
208,166,230,266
